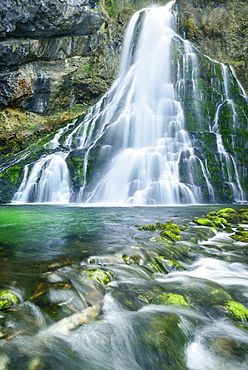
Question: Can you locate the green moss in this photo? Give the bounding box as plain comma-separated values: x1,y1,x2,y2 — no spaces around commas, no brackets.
209,217,228,228
141,224,157,231
0,290,18,310
216,208,241,224
223,300,248,322
160,230,181,242
158,222,181,241
0,165,23,185
154,293,189,307
193,218,216,227
88,269,113,285
230,231,248,243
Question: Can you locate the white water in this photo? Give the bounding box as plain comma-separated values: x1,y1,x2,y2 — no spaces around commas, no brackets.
11,1,246,205
13,154,70,203
82,3,202,205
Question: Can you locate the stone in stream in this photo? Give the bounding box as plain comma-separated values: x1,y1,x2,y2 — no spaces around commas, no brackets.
0,290,18,310
46,305,100,336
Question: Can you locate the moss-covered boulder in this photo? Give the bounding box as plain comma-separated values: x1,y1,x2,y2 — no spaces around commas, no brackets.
193,218,216,227
222,300,248,322
133,312,189,369
207,208,241,224
153,293,189,307
0,290,18,310
230,231,248,243
159,222,181,242
88,269,113,285
238,209,248,223
140,224,157,231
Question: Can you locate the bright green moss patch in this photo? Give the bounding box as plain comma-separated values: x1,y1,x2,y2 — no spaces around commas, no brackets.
155,293,189,307
223,300,248,322
160,230,181,242
137,222,181,241
0,290,18,310
141,224,157,231
193,218,216,227
88,269,113,285
216,208,241,224
230,231,248,243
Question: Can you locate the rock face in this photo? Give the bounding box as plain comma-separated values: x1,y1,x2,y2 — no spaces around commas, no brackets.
176,0,248,93
0,0,121,115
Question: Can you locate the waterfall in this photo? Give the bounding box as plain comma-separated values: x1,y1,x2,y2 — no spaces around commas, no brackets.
10,1,247,205
13,154,70,203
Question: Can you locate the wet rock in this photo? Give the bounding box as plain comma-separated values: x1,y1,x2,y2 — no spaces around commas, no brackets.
134,311,189,369
152,293,189,307
47,305,100,335
221,300,248,322
137,222,181,242
230,230,248,243
208,208,241,224
0,289,18,310
193,218,216,228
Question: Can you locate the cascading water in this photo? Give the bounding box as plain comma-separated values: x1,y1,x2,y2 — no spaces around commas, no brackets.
10,1,247,205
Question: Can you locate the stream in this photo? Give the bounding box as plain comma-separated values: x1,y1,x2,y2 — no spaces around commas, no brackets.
0,204,248,369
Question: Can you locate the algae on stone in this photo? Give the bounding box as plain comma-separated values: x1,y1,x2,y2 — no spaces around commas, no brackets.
0,290,18,310
223,300,248,322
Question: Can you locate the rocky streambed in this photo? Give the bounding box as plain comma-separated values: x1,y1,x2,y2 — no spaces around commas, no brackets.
0,205,248,369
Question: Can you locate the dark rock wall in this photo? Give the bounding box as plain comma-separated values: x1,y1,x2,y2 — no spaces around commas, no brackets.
176,0,248,93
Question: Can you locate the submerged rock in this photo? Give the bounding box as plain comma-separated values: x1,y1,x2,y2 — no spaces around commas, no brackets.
47,306,100,335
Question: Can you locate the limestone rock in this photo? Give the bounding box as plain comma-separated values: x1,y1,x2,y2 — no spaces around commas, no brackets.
0,0,121,115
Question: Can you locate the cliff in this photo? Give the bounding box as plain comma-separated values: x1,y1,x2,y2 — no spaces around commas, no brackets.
0,0,123,116
176,0,248,93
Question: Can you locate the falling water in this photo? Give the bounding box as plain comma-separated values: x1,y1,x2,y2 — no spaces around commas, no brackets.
11,1,247,205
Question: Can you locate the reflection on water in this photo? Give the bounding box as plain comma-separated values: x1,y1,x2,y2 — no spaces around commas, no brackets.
0,204,248,369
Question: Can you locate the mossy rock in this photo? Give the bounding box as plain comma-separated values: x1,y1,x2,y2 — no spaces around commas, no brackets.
159,222,181,242
222,300,248,322
140,224,157,231
216,208,241,224
238,209,248,222
157,257,185,272
207,216,228,228
193,218,216,227
133,311,189,369
0,290,18,310
88,269,113,285
153,293,189,307
230,231,248,243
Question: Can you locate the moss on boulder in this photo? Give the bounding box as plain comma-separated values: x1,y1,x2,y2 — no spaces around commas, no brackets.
223,300,248,322
154,293,189,307
0,290,18,310
210,208,241,224
230,231,248,243
193,218,216,227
